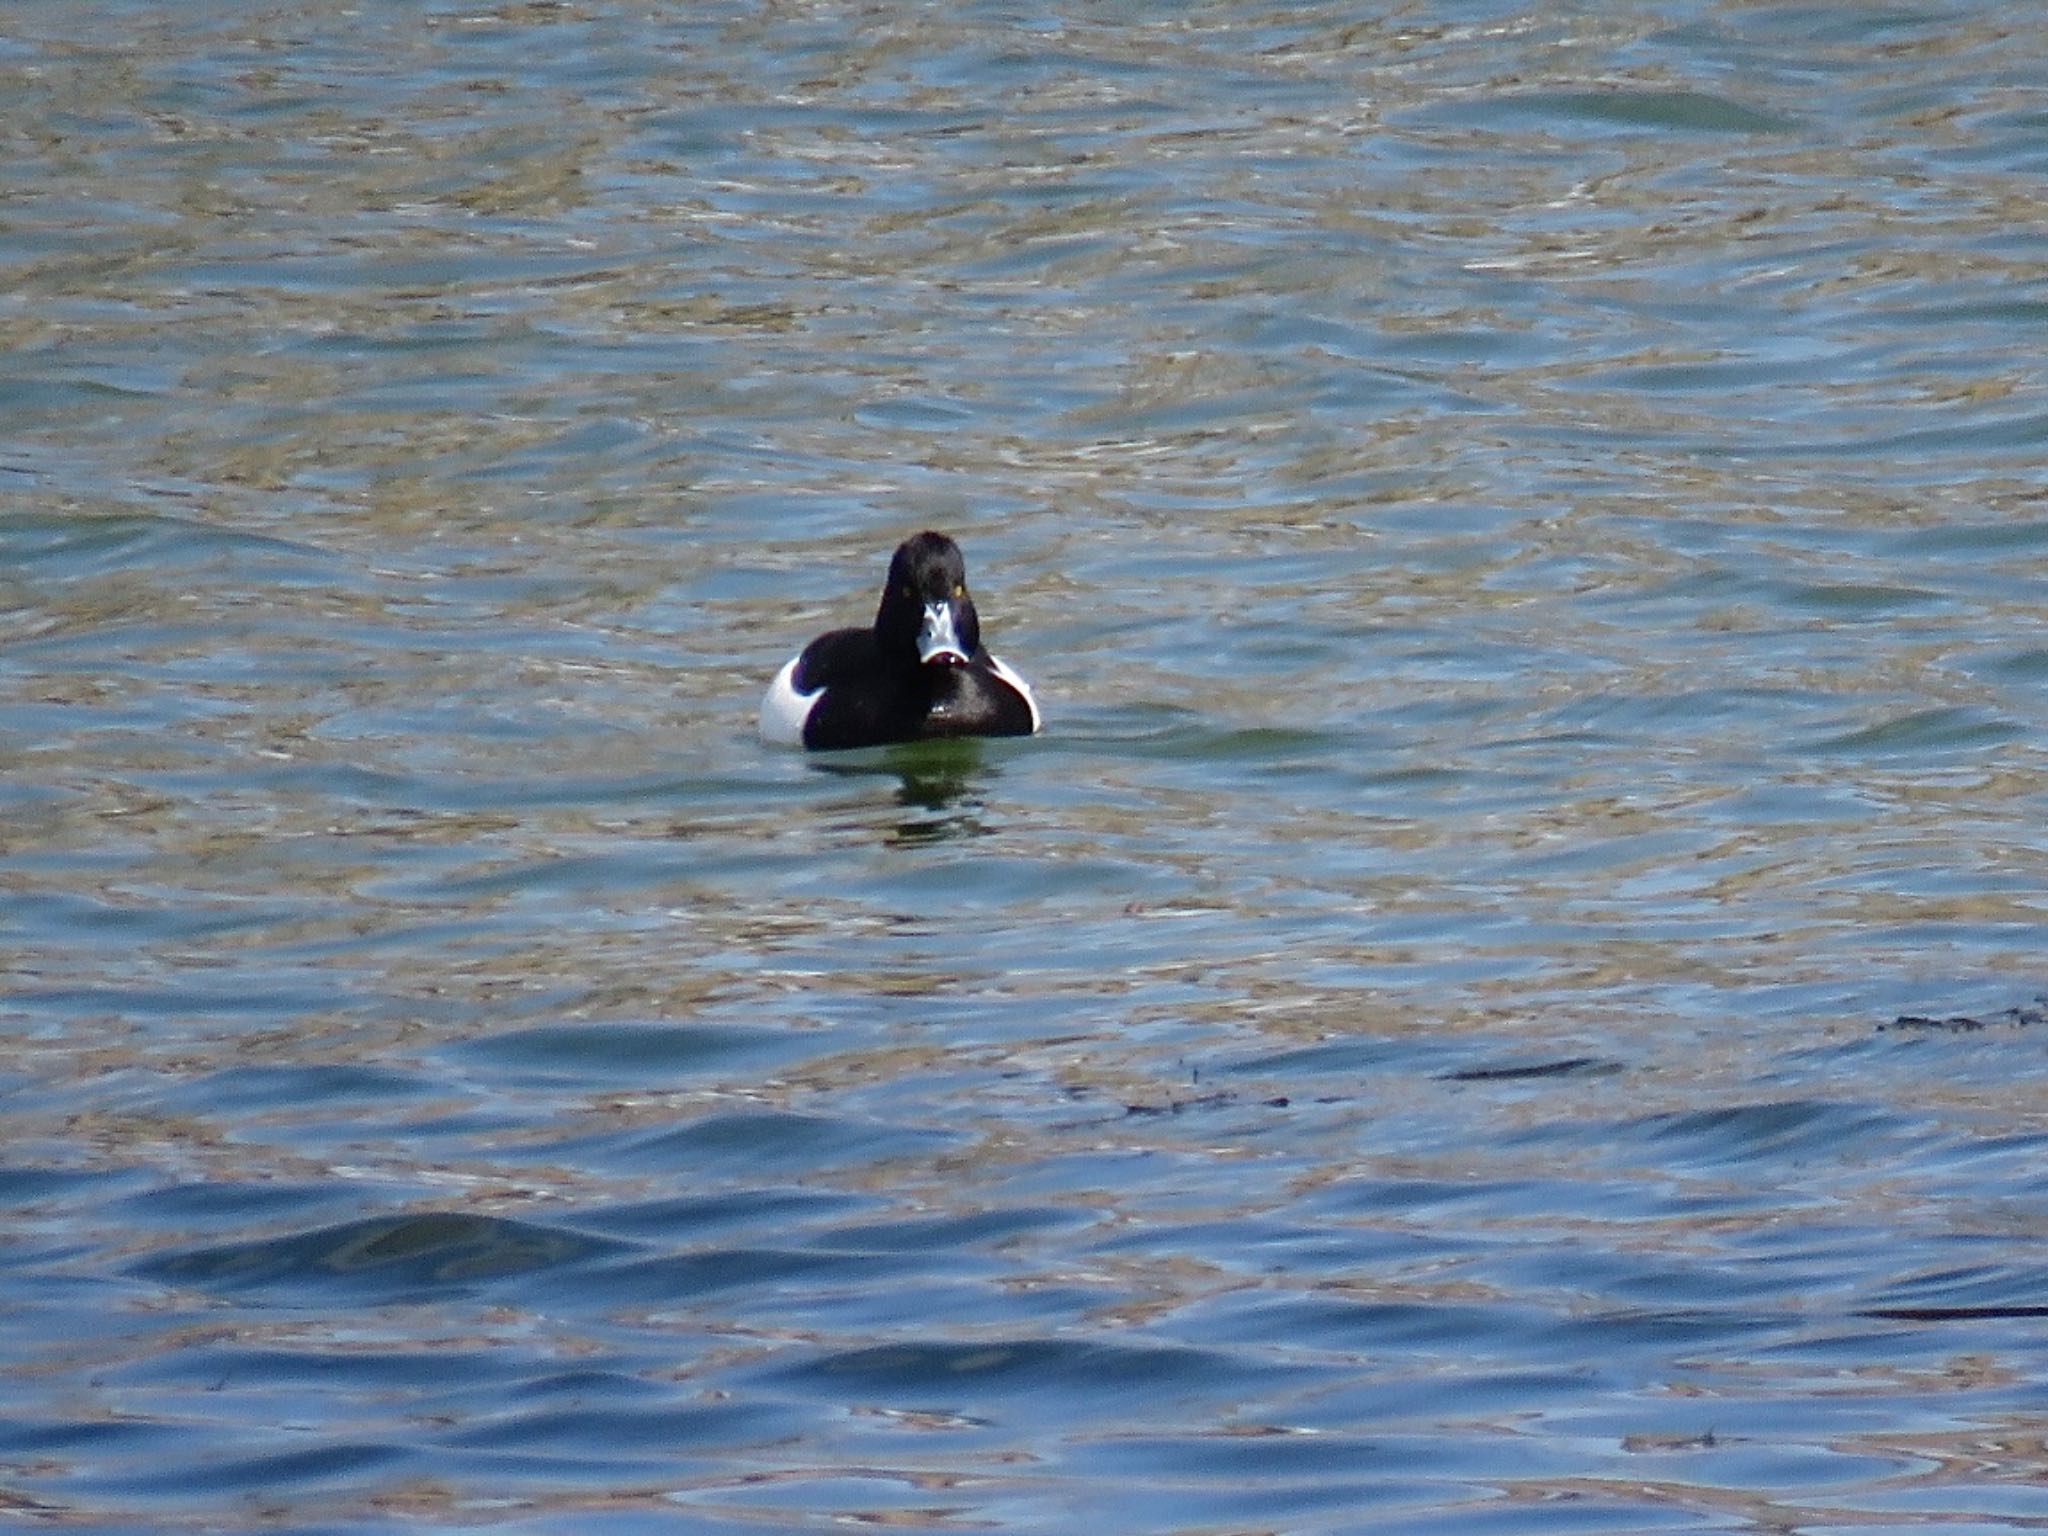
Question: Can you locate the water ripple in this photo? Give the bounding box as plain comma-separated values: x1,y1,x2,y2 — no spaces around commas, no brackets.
8,0,2048,1529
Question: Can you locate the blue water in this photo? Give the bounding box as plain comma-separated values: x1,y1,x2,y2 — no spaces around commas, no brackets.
6,1,2048,1530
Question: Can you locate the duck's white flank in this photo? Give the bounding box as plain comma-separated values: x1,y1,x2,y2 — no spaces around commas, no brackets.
987,653,1043,734
758,655,821,746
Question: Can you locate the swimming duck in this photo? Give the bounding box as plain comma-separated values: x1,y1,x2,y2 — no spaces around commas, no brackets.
760,531,1042,750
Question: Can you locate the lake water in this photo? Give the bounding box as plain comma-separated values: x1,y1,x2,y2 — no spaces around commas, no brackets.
6,1,2048,1530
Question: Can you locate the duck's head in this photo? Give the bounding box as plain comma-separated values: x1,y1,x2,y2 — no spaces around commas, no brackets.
877,530,980,667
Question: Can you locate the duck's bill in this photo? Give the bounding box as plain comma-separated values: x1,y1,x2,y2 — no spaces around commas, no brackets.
918,601,968,665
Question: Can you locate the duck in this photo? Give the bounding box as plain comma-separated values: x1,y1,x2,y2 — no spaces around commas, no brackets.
760,531,1042,750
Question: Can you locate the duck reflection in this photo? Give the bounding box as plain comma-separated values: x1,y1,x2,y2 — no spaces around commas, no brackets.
811,736,991,843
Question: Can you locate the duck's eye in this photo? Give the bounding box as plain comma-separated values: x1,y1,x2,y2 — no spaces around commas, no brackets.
901,584,915,600
953,582,965,598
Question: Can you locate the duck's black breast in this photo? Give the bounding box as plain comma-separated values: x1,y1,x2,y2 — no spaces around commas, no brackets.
775,632,1038,751
920,658,1039,739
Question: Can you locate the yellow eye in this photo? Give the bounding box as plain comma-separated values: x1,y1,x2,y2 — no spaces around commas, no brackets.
953,582,965,598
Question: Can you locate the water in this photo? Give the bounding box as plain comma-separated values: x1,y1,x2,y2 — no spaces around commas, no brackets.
5,0,2048,1529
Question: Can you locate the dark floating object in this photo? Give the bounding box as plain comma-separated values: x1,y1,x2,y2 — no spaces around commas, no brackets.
1441,1055,1608,1083
1124,1091,1291,1117
761,530,1040,751
1882,998,2048,1033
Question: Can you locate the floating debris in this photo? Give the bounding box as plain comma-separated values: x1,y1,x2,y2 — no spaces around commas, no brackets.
1882,998,2048,1033
1441,1055,1610,1083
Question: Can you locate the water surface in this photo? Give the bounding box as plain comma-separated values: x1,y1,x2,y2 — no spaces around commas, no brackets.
6,1,2048,1530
